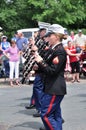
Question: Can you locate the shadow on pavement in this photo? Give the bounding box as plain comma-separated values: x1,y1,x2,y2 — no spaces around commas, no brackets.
9,121,42,130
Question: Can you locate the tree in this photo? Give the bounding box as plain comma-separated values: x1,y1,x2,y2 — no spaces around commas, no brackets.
0,0,86,38
27,0,86,29
0,0,29,37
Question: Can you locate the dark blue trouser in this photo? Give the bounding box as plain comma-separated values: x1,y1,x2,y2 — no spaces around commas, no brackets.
33,74,44,112
41,94,64,130
3,60,9,77
30,94,35,105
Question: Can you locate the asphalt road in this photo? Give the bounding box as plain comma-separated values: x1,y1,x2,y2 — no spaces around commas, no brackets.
0,77,86,130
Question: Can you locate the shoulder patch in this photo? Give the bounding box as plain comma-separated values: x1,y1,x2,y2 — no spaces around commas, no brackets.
52,56,59,64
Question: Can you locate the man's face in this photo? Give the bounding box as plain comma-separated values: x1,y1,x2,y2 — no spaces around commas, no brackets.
43,37,49,43
40,29,46,38
78,32,82,36
17,32,23,38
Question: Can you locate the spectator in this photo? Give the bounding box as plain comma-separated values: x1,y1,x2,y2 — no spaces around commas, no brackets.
11,32,18,42
16,31,28,51
70,31,75,41
0,40,20,86
66,41,82,83
16,31,28,68
74,29,86,51
0,35,10,77
62,31,73,50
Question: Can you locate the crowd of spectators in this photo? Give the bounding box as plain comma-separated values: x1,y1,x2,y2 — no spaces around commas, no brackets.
0,28,86,86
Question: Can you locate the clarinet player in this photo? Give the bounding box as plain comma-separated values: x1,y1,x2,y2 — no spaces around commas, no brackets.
25,26,48,116
35,24,67,130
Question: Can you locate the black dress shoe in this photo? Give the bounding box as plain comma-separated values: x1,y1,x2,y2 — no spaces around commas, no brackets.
62,118,65,123
39,126,46,130
33,111,40,117
25,104,35,109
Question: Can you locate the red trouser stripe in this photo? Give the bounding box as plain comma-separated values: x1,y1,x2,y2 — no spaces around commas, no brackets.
44,95,56,130
32,99,35,105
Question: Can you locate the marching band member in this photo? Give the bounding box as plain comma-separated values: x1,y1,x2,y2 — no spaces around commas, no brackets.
25,22,50,118
35,24,67,130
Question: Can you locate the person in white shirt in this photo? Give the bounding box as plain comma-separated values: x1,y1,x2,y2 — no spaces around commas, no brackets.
62,31,73,49
74,29,86,51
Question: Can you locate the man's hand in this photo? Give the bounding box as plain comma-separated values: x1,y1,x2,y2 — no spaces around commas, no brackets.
33,64,39,71
35,54,43,63
31,45,38,52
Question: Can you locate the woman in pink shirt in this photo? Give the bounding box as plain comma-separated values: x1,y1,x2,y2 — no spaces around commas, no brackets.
0,40,20,86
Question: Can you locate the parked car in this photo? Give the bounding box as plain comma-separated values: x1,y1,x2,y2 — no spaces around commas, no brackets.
17,28,39,39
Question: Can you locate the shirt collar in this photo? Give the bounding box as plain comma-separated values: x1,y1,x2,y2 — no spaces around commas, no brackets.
52,42,61,49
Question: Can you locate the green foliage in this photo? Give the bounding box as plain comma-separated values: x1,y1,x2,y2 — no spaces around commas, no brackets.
27,0,86,28
0,0,86,38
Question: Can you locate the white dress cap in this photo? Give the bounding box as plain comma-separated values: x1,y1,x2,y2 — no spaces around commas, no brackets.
38,21,51,30
48,24,65,35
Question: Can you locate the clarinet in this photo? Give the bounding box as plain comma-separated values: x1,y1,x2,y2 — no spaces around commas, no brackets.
21,38,47,84
23,43,32,59
21,43,34,83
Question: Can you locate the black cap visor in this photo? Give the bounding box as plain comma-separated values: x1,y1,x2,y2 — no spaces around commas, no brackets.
44,31,55,37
